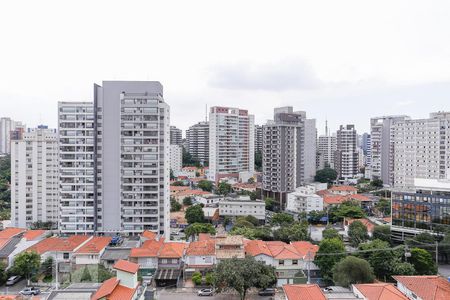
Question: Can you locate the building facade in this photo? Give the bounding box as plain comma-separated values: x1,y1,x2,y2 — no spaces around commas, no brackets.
361,132,371,166
392,112,450,189
335,125,359,180
170,126,182,145
392,178,450,241
219,197,265,220
254,125,263,153
59,81,170,238
58,102,95,234
209,106,254,181
186,121,209,165
262,107,316,208
318,135,336,169
370,116,410,185
286,184,327,213
0,117,24,154
11,126,59,228
170,144,183,175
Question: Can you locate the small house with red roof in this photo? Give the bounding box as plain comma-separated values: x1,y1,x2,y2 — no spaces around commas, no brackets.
129,239,164,278
352,283,408,300
283,284,327,300
91,260,141,300
26,235,92,263
184,238,216,276
328,185,357,196
344,218,376,237
393,275,450,300
74,236,112,266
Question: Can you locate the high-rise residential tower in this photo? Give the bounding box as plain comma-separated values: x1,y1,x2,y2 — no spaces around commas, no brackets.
170,144,183,175
262,107,316,209
254,125,263,153
58,81,170,238
370,115,410,185
0,117,25,154
361,132,371,166
335,125,359,180
170,126,182,145
11,126,59,228
58,102,95,234
318,135,337,169
392,112,450,189
186,121,209,165
209,106,254,181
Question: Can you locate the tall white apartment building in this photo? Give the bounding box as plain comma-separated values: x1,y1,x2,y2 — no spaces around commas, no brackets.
0,117,25,154
58,81,171,238
361,133,371,166
209,107,254,181
335,125,359,180
318,135,337,169
392,112,450,189
186,121,209,165
255,125,263,152
170,126,182,145
11,126,59,228
94,81,170,237
58,102,95,234
370,115,410,185
170,144,183,174
262,107,317,209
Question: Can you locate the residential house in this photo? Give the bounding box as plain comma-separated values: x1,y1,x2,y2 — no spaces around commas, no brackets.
173,189,212,203
129,239,164,278
184,238,216,277
393,275,450,300
283,284,326,300
170,186,190,198
74,237,112,267
155,242,187,287
352,283,408,300
344,218,376,237
328,186,357,196
91,260,142,300
194,194,223,206
101,247,132,270
215,235,245,262
170,211,188,229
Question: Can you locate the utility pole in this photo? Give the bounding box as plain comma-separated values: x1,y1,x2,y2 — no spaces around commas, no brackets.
306,251,311,284
435,241,439,265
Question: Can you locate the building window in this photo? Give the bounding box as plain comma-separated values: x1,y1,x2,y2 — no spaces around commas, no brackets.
63,253,69,259
293,260,298,265
279,260,284,265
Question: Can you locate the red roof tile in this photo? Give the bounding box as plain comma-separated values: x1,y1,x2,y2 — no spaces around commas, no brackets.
27,235,91,254
141,230,157,240
323,195,346,205
186,240,215,256
290,241,319,259
23,230,47,241
244,240,273,257
347,194,371,202
113,260,139,274
158,242,186,258
266,242,302,260
283,284,326,300
108,284,137,300
346,218,375,233
329,185,357,192
0,228,25,239
393,276,450,300
354,283,408,300
198,233,212,241
91,277,119,300
76,237,111,254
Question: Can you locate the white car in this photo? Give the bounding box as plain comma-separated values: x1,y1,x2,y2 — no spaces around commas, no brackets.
197,288,214,296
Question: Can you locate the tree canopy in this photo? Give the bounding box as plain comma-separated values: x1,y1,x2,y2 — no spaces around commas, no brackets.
12,251,41,281
332,256,375,287
315,167,337,183
198,180,214,192
348,220,369,247
214,256,276,300
185,223,216,240
315,238,346,282
410,248,437,275
372,225,391,243
185,205,205,224
322,227,341,240
170,197,182,212
217,182,232,196
270,213,294,226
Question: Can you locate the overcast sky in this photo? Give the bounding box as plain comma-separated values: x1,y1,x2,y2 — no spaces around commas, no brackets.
1,0,450,134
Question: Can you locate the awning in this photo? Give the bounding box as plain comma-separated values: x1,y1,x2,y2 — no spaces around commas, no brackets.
155,268,181,281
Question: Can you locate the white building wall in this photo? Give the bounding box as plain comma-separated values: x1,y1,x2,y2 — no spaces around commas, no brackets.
170,144,183,174
219,199,265,219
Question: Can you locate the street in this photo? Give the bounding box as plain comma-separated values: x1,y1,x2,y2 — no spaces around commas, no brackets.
157,289,284,300
0,279,27,295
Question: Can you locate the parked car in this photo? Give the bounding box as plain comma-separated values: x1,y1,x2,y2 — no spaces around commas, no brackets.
6,275,22,286
197,288,214,296
258,288,276,296
20,287,41,296
109,236,123,246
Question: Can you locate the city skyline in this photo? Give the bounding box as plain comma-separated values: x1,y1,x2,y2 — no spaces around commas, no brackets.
2,1,450,133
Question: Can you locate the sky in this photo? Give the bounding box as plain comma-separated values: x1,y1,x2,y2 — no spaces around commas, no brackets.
1,0,450,135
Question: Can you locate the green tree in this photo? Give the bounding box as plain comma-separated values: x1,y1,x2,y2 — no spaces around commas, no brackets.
314,238,346,281
375,199,391,216
97,264,114,282
314,167,337,183
171,181,185,186
214,256,276,300
81,266,92,282
0,262,7,285
264,197,279,212
41,257,53,278
198,180,214,192
170,197,182,212
217,182,232,196
273,222,309,243
308,210,327,224
183,196,193,206
371,179,384,188
185,223,216,240
392,262,416,276
271,213,294,226
192,272,202,285
348,221,369,247
335,201,365,219
170,169,176,180
322,227,341,240
332,256,375,287
410,248,437,275
185,205,205,224
254,150,262,171
205,272,214,286
373,225,391,243
13,251,41,281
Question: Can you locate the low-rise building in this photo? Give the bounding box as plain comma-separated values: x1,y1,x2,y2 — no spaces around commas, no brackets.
92,260,142,300
328,185,357,196
194,194,223,206
184,238,216,276
393,275,450,300
283,284,326,300
129,239,164,278
287,185,324,213
219,196,265,221
215,235,245,262
100,248,131,270
173,189,213,203
352,283,408,300
74,236,112,266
